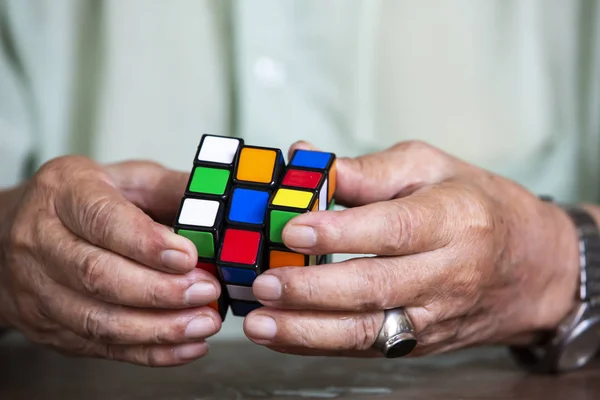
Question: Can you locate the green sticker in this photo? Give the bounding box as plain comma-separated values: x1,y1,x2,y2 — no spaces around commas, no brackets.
269,210,300,243
177,229,214,258
328,198,336,210
189,167,230,195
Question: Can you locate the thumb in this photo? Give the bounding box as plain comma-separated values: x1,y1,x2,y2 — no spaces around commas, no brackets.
104,160,189,224
288,140,454,207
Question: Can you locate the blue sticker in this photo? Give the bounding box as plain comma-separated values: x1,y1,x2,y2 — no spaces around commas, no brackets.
220,266,257,285
231,300,263,316
228,187,270,225
290,149,332,170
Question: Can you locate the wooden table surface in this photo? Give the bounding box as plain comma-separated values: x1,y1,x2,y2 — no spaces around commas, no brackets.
1,332,600,400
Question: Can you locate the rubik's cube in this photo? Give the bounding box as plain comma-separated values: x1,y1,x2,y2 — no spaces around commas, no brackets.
173,134,337,320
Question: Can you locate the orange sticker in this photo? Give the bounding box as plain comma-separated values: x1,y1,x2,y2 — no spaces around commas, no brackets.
236,148,276,183
269,250,306,268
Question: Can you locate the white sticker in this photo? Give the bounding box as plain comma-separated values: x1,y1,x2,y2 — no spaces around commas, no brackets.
178,198,220,227
197,136,241,164
319,177,328,211
226,285,257,302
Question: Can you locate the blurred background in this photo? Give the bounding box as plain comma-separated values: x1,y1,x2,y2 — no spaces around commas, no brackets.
0,0,598,338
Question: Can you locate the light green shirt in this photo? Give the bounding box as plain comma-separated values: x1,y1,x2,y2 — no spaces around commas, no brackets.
0,0,599,336
1,0,599,202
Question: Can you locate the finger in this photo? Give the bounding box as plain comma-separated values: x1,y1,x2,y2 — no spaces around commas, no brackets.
49,330,209,367
52,161,196,274
104,161,189,225
36,219,220,308
40,280,222,345
282,187,453,255
288,140,455,207
252,255,442,311
243,308,385,353
103,341,209,367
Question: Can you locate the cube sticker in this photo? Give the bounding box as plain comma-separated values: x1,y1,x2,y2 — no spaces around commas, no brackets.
177,230,215,259
230,300,262,316
319,177,328,211
269,210,299,244
290,149,333,170
219,228,262,266
234,146,284,186
272,188,314,209
270,249,304,268
226,285,257,302
197,135,242,165
188,166,230,196
227,187,270,225
177,198,220,228
269,249,316,268
328,160,337,202
220,266,257,285
197,260,217,276
282,169,323,190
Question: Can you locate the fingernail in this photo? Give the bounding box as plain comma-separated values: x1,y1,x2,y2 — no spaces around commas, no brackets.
253,275,282,301
245,315,277,340
161,249,190,270
173,342,208,360
185,282,218,305
185,317,217,339
284,225,317,248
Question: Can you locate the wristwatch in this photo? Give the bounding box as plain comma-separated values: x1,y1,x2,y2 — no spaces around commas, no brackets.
510,202,600,373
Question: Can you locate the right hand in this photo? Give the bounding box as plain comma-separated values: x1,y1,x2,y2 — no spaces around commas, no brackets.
0,156,223,367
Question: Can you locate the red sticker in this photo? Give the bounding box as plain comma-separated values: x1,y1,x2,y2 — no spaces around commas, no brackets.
196,261,217,276
282,169,322,189
220,229,261,265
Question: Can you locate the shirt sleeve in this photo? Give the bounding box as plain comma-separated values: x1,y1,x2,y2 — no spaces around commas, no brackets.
0,2,35,189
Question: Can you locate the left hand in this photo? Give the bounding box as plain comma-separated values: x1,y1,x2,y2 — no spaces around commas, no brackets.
242,140,581,357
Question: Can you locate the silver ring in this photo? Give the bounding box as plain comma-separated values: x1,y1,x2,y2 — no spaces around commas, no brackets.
372,308,417,358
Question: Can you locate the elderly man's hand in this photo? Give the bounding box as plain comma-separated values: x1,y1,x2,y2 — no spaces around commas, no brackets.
243,141,581,357
0,156,222,366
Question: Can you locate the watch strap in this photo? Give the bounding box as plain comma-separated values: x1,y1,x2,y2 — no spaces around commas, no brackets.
561,206,600,303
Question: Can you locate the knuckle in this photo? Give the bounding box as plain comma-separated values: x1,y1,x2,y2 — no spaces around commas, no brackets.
116,346,162,367
80,251,109,298
145,278,181,307
81,196,116,243
394,140,435,156
103,344,118,361
295,323,317,349
355,261,392,310
144,226,168,257
146,348,165,367
34,156,72,186
6,221,30,254
419,319,461,347
351,314,381,351
453,188,495,238
83,307,113,342
13,295,44,328
146,283,163,308
379,202,412,254
34,156,93,193
150,324,171,345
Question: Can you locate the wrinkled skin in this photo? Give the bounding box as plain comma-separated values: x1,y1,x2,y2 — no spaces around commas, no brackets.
243,140,582,357
0,157,222,366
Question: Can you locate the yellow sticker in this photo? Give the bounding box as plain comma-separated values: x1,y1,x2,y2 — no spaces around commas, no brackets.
272,188,313,209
